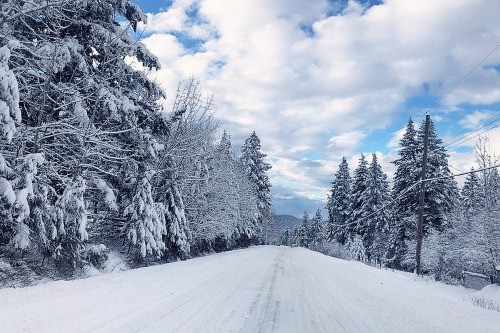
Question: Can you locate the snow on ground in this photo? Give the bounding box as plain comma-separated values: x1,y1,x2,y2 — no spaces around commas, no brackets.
0,246,499,332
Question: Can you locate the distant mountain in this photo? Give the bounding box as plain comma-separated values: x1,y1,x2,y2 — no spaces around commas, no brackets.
274,214,301,230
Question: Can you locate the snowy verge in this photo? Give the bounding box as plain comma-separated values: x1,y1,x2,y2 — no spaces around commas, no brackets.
470,284,500,312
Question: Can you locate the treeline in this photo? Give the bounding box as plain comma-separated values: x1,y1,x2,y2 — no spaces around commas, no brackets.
285,118,500,284
0,1,273,272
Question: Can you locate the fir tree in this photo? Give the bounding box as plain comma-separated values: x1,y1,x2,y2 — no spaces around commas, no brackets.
416,118,458,233
327,157,351,244
461,168,484,217
362,153,391,262
350,154,369,239
297,212,310,247
241,132,273,241
124,175,166,258
309,208,326,246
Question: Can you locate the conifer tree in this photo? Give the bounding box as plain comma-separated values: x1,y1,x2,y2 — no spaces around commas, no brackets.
386,118,420,269
297,212,310,247
327,157,351,244
362,153,391,262
241,132,273,241
350,154,369,239
124,175,166,258
309,208,326,246
416,118,458,233
461,168,484,217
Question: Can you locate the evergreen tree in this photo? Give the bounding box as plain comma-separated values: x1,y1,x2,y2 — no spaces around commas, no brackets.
241,132,273,241
386,118,420,269
362,153,391,262
124,175,166,258
416,118,458,233
297,212,310,247
327,157,351,244
309,208,326,246
461,168,484,217
350,154,369,239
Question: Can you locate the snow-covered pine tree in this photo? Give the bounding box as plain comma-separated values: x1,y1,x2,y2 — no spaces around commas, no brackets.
53,176,89,266
160,158,191,259
461,168,484,217
386,118,420,269
123,174,166,258
241,132,273,242
362,153,391,262
416,117,458,233
297,212,310,247
0,44,19,245
350,154,369,240
11,153,45,252
348,235,367,262
327,157,351,244
309,208,326,246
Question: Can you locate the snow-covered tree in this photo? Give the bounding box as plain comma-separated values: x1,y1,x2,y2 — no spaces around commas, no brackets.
124,175,166,258
350,154,369,239
241,132,273,241
361,153,391,262
348,235,367,262
11,153,45,251
309,208,327,246
327,157,351,244
297,212,310,247
461,168,484,217
416,118,458,233
386,118,420,269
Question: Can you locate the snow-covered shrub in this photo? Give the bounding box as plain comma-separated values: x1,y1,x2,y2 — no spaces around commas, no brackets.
348,236,367,262
82,244,109,270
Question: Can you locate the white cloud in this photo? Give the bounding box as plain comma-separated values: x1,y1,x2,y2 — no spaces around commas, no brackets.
138,0,500,212
458,110,491,129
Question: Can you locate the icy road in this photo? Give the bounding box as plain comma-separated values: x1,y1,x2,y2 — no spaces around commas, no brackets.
1,246,499,332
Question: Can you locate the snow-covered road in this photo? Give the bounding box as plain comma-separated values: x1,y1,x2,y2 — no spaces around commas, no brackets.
1,246,499,332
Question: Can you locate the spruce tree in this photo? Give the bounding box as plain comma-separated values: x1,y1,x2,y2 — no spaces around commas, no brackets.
241,132,273,241
461,168,484,217
386,118,419,269
327,157,351,244
362,153,391,262
350,154,369,239
297,211,310,247
416,118,458,233
309,208,326,246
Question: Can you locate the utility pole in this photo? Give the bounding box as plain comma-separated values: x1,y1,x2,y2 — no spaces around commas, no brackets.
415,114,430,275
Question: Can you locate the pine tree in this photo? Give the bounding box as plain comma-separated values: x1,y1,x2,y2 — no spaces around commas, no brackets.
461,168,484,217
362,153,391,262
416,118,458,233
327,157,351,244
309,208,326,246
241,132,273,241
350,154,369,239
386,118,420,269
53,176,89,266
124,175,166,258
297,212,310,247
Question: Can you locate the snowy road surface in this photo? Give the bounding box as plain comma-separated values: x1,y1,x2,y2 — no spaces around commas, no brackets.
1,246,499,332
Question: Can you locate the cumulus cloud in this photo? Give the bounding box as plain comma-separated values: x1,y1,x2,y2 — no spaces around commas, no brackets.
138,0,500,213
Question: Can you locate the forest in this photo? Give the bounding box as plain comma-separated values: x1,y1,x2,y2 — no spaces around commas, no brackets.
0,1,274,278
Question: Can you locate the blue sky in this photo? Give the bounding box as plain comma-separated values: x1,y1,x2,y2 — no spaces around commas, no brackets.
133,0,500,217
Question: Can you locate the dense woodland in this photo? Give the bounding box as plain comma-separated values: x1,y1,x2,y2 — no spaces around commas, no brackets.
0,1,274,276
283,118,500,285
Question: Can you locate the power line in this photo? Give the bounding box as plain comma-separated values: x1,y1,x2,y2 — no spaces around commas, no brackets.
422,164,500,183
446,121,500,151
442,112,494,145
416,40,500,123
